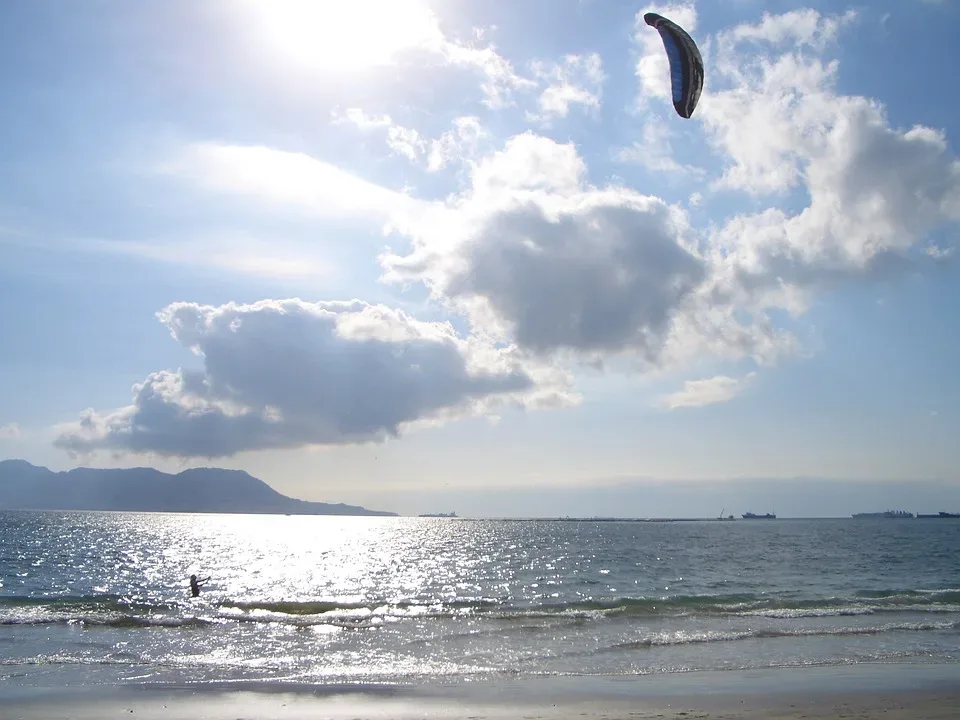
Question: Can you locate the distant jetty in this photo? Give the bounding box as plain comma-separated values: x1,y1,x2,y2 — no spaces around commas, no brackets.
418,511,457,518
853,510,959,519
853,510,914,519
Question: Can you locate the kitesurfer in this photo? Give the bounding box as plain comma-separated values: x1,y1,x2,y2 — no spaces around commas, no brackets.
189,574,210,597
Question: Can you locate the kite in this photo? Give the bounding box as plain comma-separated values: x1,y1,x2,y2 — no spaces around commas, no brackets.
644,12,704,119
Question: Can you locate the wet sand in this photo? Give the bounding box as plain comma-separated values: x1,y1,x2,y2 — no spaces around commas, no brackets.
4,664,959,720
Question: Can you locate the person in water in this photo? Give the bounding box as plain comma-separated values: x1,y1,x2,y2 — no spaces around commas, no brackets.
189,574,210,597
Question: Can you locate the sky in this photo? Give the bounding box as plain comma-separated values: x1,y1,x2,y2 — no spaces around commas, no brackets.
1,0,959,518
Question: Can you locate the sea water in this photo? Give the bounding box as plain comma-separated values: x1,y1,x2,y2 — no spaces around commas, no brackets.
1,511,958,688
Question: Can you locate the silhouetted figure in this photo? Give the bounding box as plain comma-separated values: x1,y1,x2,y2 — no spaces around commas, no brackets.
189,574,209,597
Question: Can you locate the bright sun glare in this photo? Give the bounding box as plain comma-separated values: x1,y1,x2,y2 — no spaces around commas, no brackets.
246,0,443,71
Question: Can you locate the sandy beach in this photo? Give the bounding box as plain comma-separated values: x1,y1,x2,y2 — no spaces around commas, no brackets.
6,691,960,720
4,664,959,720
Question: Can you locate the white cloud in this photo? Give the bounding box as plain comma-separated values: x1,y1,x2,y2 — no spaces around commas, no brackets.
702,8,960,312
334,112,490,172
73,234,329,280
529,53,605,123
387,126,428,162
331,107,393,128
0,422,20,439
715,8,856,54
926,245,955,260
427,116,489,171
702,51,840,195
163,143,429,226
467,132,588,198
657,373,754,409
440,43,537,109
616,119,705,176
658,299,800,370
702,9,856,196
55,299,576,459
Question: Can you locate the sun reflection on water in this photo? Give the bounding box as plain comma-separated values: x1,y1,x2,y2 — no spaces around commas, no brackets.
5,513,960,684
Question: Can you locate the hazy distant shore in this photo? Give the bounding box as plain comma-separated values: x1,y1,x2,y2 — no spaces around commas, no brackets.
0,460,397,516
4,664,959,720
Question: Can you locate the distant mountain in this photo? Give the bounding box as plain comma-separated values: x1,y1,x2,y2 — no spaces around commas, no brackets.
0,459,397,516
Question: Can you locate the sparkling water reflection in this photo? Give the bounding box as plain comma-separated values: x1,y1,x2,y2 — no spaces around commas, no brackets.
1,512,959,686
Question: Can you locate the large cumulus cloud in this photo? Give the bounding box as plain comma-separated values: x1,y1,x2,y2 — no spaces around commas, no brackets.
381,131,797,371
382,133,714,365
55,300,574,458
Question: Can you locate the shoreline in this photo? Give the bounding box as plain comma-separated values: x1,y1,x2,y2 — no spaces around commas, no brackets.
4,662,959,720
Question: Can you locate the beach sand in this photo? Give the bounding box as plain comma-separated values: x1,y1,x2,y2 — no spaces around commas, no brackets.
4,664,959,720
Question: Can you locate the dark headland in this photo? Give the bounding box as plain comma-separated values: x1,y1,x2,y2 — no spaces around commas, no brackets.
0,459,396,516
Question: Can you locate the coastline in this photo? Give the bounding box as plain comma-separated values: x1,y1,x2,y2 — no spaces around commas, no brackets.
4,663,959,720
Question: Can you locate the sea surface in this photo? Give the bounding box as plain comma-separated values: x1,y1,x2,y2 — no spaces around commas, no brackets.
1,511,959,689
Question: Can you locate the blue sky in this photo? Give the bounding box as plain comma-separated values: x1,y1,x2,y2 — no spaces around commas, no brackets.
1,0,959,517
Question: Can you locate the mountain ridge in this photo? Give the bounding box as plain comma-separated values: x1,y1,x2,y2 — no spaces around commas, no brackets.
0,459,397,516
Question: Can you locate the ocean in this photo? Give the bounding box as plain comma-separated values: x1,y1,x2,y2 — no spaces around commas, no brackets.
1,511,959,689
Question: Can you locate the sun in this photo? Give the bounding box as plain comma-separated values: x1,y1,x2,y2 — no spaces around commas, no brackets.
242,0,443,72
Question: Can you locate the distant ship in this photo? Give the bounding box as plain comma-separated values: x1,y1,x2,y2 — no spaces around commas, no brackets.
852,510,914,519
917,511,960,519
742,512,776,519
418,512,457,518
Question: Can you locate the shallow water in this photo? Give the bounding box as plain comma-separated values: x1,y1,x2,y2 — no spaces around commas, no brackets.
1,511,958,686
